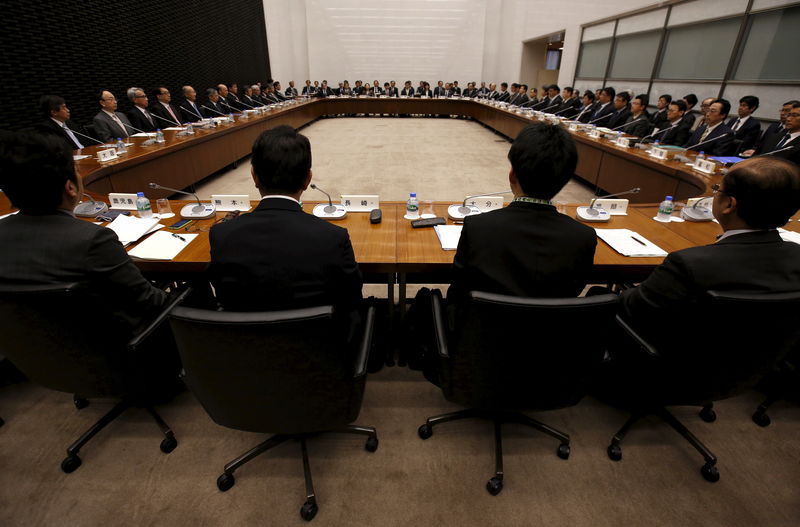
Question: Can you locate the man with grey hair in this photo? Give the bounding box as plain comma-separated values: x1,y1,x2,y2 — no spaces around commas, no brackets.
178,85,204,122
126,87,156,132
202,88,226,117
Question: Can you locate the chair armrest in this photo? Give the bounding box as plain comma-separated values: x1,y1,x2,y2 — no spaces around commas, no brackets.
615,314,660,358
353,305,376,378
127,287,193,350
431,289,449,359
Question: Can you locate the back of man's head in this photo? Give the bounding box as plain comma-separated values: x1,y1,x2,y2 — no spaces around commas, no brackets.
724,157,800,229
251,125,311,194
0,130,76,214
507,123,577,200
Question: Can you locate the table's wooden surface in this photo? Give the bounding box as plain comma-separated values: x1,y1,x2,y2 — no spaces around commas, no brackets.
74,98,720,202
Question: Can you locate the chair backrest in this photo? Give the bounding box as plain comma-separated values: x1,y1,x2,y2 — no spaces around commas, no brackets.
168,306,367,434
440,291,619,411
0,282,131,397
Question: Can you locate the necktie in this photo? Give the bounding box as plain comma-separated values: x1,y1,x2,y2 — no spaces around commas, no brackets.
776,133,791,148
63,125,84,149
699,126,712,143
165,104,180,124
111,113,128,137
732,119,741,131
191,102,200,118
144,109,153,125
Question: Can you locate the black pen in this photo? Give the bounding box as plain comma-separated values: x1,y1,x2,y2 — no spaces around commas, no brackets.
630,236,647,246
172,233,187,242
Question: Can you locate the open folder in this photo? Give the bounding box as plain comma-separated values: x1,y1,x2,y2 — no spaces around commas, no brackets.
105,215,162,245
128,231,198,260
595,228,668,257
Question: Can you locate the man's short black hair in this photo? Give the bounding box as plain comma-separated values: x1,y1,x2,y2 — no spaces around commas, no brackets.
616,92,631,103
659,94,672,104
520,84,528,91
724,157,800,229
507,123,577,200
501,82,508,89
583,90,596,101
712,98,731,118
251,125,311,194
671,99,688,112
40,95,66,119
634,94,649,107
740,95,759,111
601,86,616,99
683,93,698,107
551,84,560,92
0,130,76,214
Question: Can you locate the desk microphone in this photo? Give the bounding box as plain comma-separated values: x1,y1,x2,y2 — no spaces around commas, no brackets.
65,127,106,146
576,187,641,222
447,190,512,220
680,196,714,222
74,193,108,217
639,122,679,145
539,102,561,113
148,182,216,219
683,132,732,153
588,113,611,125
120,122,158,145
309,183,347,219
181,103,204,121
150,112,182,128
552,105,575,116
753,144,798,157
610,117,645,132
309,184,337,213
202,104,228,117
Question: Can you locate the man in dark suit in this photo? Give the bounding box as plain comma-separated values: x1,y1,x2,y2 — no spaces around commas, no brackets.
0,131,166,330
208,125,362,313
752,102,800,165
619,156,800,354
36,95,87,150
618,94,651,138
451,81,462,96
683,99,735,156
413,122,597,381
486,83,499,100
216,84,237,113
653,100,692,146
574,91,598,123
587,87,616,126
93,90,134,142
538,85,563,112
553,87,580,117
239,85,260,109
726,96,761,152
747,100,800,156
227,83,243,109
178,85,205,122
148,86,183,127
433,81,447,98
496,82,510,102
302,80,316,97
202,88,227,117
681,93,699,130
650,94,671,130
400,81,416,97
125,87,157,133
606,92,632,129
477,82,489,97
285,81,299,98
271,82,289,101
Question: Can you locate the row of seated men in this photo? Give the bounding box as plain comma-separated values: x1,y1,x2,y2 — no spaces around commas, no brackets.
1,123,799,394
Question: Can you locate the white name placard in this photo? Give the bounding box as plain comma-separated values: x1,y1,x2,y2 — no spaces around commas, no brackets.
108,193,139,210
693,158,716,174
650,147,668,160
341,194,380,212
211,195,252,211
96,148,118,162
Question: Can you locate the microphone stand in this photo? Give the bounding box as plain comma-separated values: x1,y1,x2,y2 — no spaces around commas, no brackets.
148,182,216,219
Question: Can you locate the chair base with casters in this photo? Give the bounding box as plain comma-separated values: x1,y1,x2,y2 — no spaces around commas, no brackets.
418,409,569,496
606,406,720,483
216,426,378,521
60,401,177,473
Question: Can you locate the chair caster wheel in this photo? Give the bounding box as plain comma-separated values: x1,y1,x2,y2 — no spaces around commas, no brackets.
486,477,503,496
752,410,771,428
365,436,379,452
61,454,82,473
160,436,178,454
701,463,720,482
0,416,4,427
557,443,570,460
418,424,433,440
699,406,717,423
216,473,235,492
73,398,89,410
607,444,622,461
300,500,318,521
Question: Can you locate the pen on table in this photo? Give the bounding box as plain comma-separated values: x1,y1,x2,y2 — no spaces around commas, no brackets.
630,235,647,246
172,233,187,242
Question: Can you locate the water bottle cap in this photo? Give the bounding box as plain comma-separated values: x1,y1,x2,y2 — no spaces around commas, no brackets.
410,192,416,197
156,128,161,131
137,192,145,197
117,138,122,141
699,151,704,155
665,196,673,200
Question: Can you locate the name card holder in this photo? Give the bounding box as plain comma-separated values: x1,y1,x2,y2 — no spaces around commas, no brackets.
108,192,139,210
615,136,631,148
588,129,602,139
568,122,579,132
649,147,668,160
96,148,118,162
341,194,380,212
212,195,252,211
693,158,716,174
465,196,504,212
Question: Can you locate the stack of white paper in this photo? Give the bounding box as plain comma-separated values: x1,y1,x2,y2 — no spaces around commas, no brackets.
434,225,463,251
595,228,668,257
105,215,162,245
778,228,800,245
128,231,198,260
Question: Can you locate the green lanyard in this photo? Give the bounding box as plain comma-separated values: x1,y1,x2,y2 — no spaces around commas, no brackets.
512,196,553,206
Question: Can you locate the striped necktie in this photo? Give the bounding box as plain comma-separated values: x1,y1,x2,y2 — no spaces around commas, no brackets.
776,133,791,148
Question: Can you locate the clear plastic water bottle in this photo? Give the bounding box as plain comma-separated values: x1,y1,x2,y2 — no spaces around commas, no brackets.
136,192,153,218
406,192,420,219
155,129,165,143
696,150,705,161
656,195,673,222
185,122,194,135
228,113,234,123
115,137,126,153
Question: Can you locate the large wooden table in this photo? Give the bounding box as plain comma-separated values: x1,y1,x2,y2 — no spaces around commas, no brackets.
75,97,719,203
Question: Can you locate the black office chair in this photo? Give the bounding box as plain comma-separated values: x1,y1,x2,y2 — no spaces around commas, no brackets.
750,346,800,427
168,304,378,522
0,282,188,473
607,290,800,482
418,290,619,496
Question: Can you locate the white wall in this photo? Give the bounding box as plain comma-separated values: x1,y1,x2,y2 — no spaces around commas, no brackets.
263,0,310,84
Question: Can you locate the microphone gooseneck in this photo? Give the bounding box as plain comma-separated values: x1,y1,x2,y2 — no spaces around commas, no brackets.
310,183,336,213
148,182,204,213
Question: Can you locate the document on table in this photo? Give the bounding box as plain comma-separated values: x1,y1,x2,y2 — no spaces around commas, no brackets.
105,215,162,245
163,126,185,131
434,225,463,250
778,228,800,245
128,231,198,260
130,132,155,138
73,155,91,160
595,228,668,257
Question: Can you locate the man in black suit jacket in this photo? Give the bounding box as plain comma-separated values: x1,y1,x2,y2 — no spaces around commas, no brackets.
496,83,510,102
653,100,692,146
400,81,416,97
606,92,632,129
202,88,227,117
93,90,135,142
574,91,598,123
36,95,87,150
413,122,597,381
178,85,205,122
747,100,799,155
587,87,616,126
0,131,166,330
618,94,651,138
216,84,237,113
208,125,362,313
148,86,183,127
683,99,735,156
726,96,761,152
619,157,800,356
649,94,671,129
125,87,157,133
753,102,800,165
285,81,299,98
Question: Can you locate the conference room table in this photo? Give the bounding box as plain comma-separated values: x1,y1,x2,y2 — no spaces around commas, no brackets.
71,97,722,204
